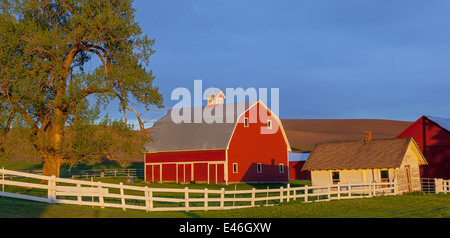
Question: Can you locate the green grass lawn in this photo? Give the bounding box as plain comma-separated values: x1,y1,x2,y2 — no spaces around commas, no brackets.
1,192,449,218
1,161,449,218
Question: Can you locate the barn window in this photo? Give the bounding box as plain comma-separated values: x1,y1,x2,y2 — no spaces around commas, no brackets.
267,120,272,129
244,117,249,127
279,163,284,173
380,170,390,182
233,163,238,173
257,163,262,173
332,171,340,184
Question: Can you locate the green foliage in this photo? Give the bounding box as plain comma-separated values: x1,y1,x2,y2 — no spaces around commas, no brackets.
0,0,163,170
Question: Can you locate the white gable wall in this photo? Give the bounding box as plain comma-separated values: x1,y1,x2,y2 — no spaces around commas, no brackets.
311,169,395,186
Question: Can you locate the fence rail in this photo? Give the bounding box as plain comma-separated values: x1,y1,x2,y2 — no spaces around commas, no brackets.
434,178,450,194
421,178,450,194
0,168,403,212
70,168,144,179
3,168,145,179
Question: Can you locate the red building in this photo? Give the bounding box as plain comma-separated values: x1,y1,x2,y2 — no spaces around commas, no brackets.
288,152,311,180
144,95,291,184
396,115,450,179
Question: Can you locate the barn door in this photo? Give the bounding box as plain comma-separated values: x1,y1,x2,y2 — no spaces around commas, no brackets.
209,164,216,184
176,164,192,183
405,166,412,192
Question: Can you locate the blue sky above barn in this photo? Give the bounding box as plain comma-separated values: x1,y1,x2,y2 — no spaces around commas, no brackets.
113,0,450,127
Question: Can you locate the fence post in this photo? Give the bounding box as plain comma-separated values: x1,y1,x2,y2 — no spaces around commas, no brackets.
251,188,255,207
445,180,450,194
98,181,104,208
304,185,308,202
204,188,208,211
337,182,341,200
76,183,82,205
280,186,284,203
145,187,153,211
348,182,352,198
220,188,225,209
1,167,4,193
327,184,331,201
144,186,149,211
435,178,443,194
48,175,57,203
286,184,290,202
184,187,189,212
119,182,126,210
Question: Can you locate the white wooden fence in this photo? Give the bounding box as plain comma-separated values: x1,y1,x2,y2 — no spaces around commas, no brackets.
434,178,450,194
1,168,400,212
70,168,144,179
421,178,450,194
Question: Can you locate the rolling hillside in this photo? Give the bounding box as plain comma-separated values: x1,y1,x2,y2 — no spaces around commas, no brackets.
281,119,413,152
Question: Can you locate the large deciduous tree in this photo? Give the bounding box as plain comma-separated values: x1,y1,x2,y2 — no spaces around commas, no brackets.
0,0,163,176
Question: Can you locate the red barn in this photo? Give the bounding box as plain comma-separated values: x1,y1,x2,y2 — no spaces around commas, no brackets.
288,152,311,180
396,115,450,179
144,98,291,184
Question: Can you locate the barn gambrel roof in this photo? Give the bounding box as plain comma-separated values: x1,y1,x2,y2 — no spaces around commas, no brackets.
144,100,291,153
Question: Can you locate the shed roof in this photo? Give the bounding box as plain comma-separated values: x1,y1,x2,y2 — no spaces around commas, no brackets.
302,137,426,171
144,101,257,152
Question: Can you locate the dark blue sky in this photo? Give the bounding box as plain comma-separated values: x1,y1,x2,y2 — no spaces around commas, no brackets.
126,0,450,124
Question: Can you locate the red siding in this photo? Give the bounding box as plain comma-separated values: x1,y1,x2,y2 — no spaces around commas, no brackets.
145,150,226,183
227,102,289,183
397,116,450,179
144,101,290,184
289,161,311,180
145,150,226,163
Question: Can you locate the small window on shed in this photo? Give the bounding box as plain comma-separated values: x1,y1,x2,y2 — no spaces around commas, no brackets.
233,163,238,173
244,117,249,127
380,170,390,182
267,120,272,129
257,163,262,173
332,171,340,184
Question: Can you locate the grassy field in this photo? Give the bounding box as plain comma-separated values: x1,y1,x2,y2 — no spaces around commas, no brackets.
1,161,449,218
1,192,449,218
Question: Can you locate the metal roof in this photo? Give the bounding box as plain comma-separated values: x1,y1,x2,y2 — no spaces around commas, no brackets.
288,152,310,162
144,101,257,152
426,115,450,132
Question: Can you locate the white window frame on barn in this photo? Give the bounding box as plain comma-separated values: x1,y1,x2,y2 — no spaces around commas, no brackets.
257,163,262,173
279,163,284,173
244,117,249,127
233,163,238,173
267,120,272,129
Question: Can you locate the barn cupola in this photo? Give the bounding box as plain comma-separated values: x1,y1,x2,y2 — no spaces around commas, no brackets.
205,90,226,107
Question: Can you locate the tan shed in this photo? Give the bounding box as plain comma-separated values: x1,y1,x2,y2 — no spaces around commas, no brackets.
301,137,427,194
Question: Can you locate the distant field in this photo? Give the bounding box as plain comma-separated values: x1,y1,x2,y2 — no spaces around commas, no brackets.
281,119,412,151
1,192,449,218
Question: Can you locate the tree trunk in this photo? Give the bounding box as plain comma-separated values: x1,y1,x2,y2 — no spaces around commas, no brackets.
42,155,63,177
40,109,67,177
